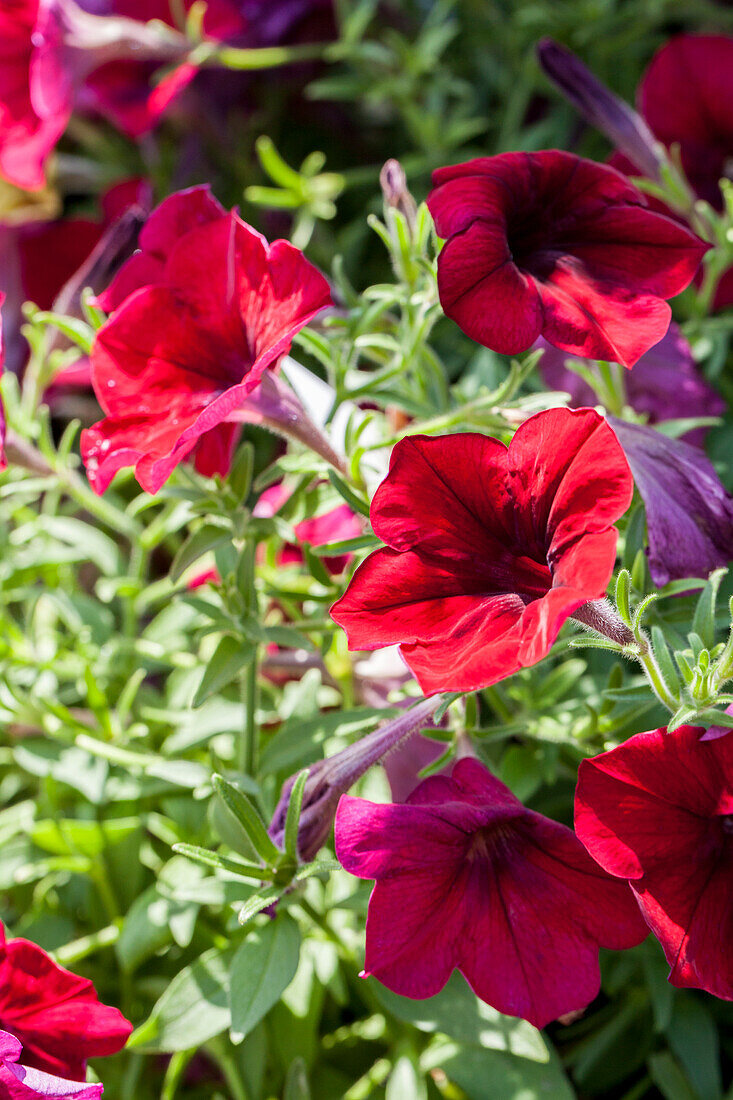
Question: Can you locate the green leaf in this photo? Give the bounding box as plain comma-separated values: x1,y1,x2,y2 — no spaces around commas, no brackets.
115,885,198,973
171,525,231,583
229,913,301,1042
192,636,256,707
172,843,271,882
648,1053,699,1100
283,1057,311,1100
615,569,632,626
421,1038,573,1100
238,885,283,926
386,1056,427,1100
228,442,255,501
372,973,549,1062
668,998,722,1100
651,626,681,699
284,770,310,861
135,947,234,1052
693,567,728,648
327,470,371,517
213,775,280,864
31,817,139,858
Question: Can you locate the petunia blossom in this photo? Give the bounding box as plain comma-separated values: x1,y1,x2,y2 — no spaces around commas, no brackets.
81,186,332,494
608,417,733,585
635,35,733,212
0,923,132,1080
575,724,733,999
336,757,647,1028
538,324,724,446
332,407,633,694
0,1030,101,1099
426,150,706,368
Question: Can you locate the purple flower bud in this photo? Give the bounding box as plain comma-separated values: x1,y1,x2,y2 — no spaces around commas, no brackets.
609,417,733,586
538,324,724,446
379,159,417,230
537,38,664,182
268,696,441,861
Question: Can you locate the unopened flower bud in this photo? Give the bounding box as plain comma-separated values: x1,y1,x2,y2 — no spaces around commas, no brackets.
537,38,664,183
268,696,441,861
379,159,417,231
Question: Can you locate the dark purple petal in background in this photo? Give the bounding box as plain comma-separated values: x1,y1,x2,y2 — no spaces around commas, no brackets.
536,38,664,182
609,417,733,585
539,325,724,445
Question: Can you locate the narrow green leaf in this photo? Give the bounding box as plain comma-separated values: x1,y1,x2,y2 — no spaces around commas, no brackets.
615,569,632,626
648,1053,699,1100
651,626,681,698
693,567,727,648
172,843,272,882
284,1058,311,1100
213,775,280,863
327,470,371,518
238,885,283,926
229,914,301,1042
192,636,256,708
284,769,310,861
171,525,231,583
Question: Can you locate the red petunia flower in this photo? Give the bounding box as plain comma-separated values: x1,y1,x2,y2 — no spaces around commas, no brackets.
575,725,733,999
0,0,68,191
0,923,132,1080
637,35,733,212
336,757,647,1028
331,407,633,694
426,150,706,368
0,1030,102,1098
81,186,332,494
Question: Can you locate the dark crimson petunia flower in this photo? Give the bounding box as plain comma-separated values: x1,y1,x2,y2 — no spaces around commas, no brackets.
537,324,724,447
426,151,706,368
331,407,633,694
81,186,332,494
608,417,733,586
336,757,647,1027
0,923,132,1080
575,724,733,999
637,35,733,212
0,1030,102,1098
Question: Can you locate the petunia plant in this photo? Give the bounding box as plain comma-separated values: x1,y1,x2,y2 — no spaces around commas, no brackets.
4,4,733,1099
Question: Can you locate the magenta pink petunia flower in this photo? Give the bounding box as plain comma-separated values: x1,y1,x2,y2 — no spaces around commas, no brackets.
0,1030,102,1098
81,186,332,494
575,724,733,999
0,923,131,1081
336,757,647,1028
426,150,706,367
331,407,633,694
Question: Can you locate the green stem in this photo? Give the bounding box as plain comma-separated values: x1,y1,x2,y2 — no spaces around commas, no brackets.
161,1050,197,1100
52,924,120,967
206,1038,251,1100
202,40,339,71
238,542,259,776
636,645,679,712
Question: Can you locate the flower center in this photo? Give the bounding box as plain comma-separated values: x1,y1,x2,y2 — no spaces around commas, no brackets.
466,822,515,861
